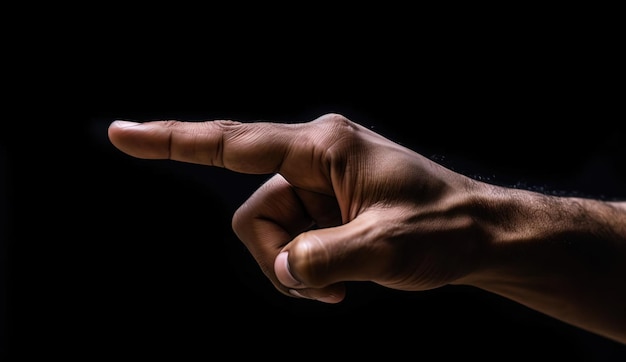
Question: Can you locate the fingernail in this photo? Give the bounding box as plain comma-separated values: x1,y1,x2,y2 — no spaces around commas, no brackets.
289,289,305,298
275,251,302,288
112,120,140,128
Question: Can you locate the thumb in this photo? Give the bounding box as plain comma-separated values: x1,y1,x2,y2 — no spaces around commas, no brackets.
274,212,388,300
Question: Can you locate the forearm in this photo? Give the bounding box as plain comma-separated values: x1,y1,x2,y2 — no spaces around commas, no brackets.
457,186,626,344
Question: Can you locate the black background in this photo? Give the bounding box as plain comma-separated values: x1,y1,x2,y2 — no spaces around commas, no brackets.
2,9,626,361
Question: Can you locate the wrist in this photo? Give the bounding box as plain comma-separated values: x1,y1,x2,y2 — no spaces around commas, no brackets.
458,187,623,285
454,186,626,342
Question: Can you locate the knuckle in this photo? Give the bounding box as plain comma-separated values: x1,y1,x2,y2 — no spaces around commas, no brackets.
290,232,329,288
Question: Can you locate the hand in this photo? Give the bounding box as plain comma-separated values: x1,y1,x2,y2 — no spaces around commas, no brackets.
107,113,485,303
108,113,626,344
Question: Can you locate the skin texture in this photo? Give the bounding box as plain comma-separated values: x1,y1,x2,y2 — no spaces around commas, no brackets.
108,113,626,344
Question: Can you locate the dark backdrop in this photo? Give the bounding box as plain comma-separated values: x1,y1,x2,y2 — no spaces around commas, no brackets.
3,15,625,361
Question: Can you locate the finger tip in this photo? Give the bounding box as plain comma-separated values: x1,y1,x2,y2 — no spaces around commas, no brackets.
316,294,344,304
106,121,166,159
107,120,134,142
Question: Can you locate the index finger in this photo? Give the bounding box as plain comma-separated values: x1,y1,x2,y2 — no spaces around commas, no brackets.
107,119,300,174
